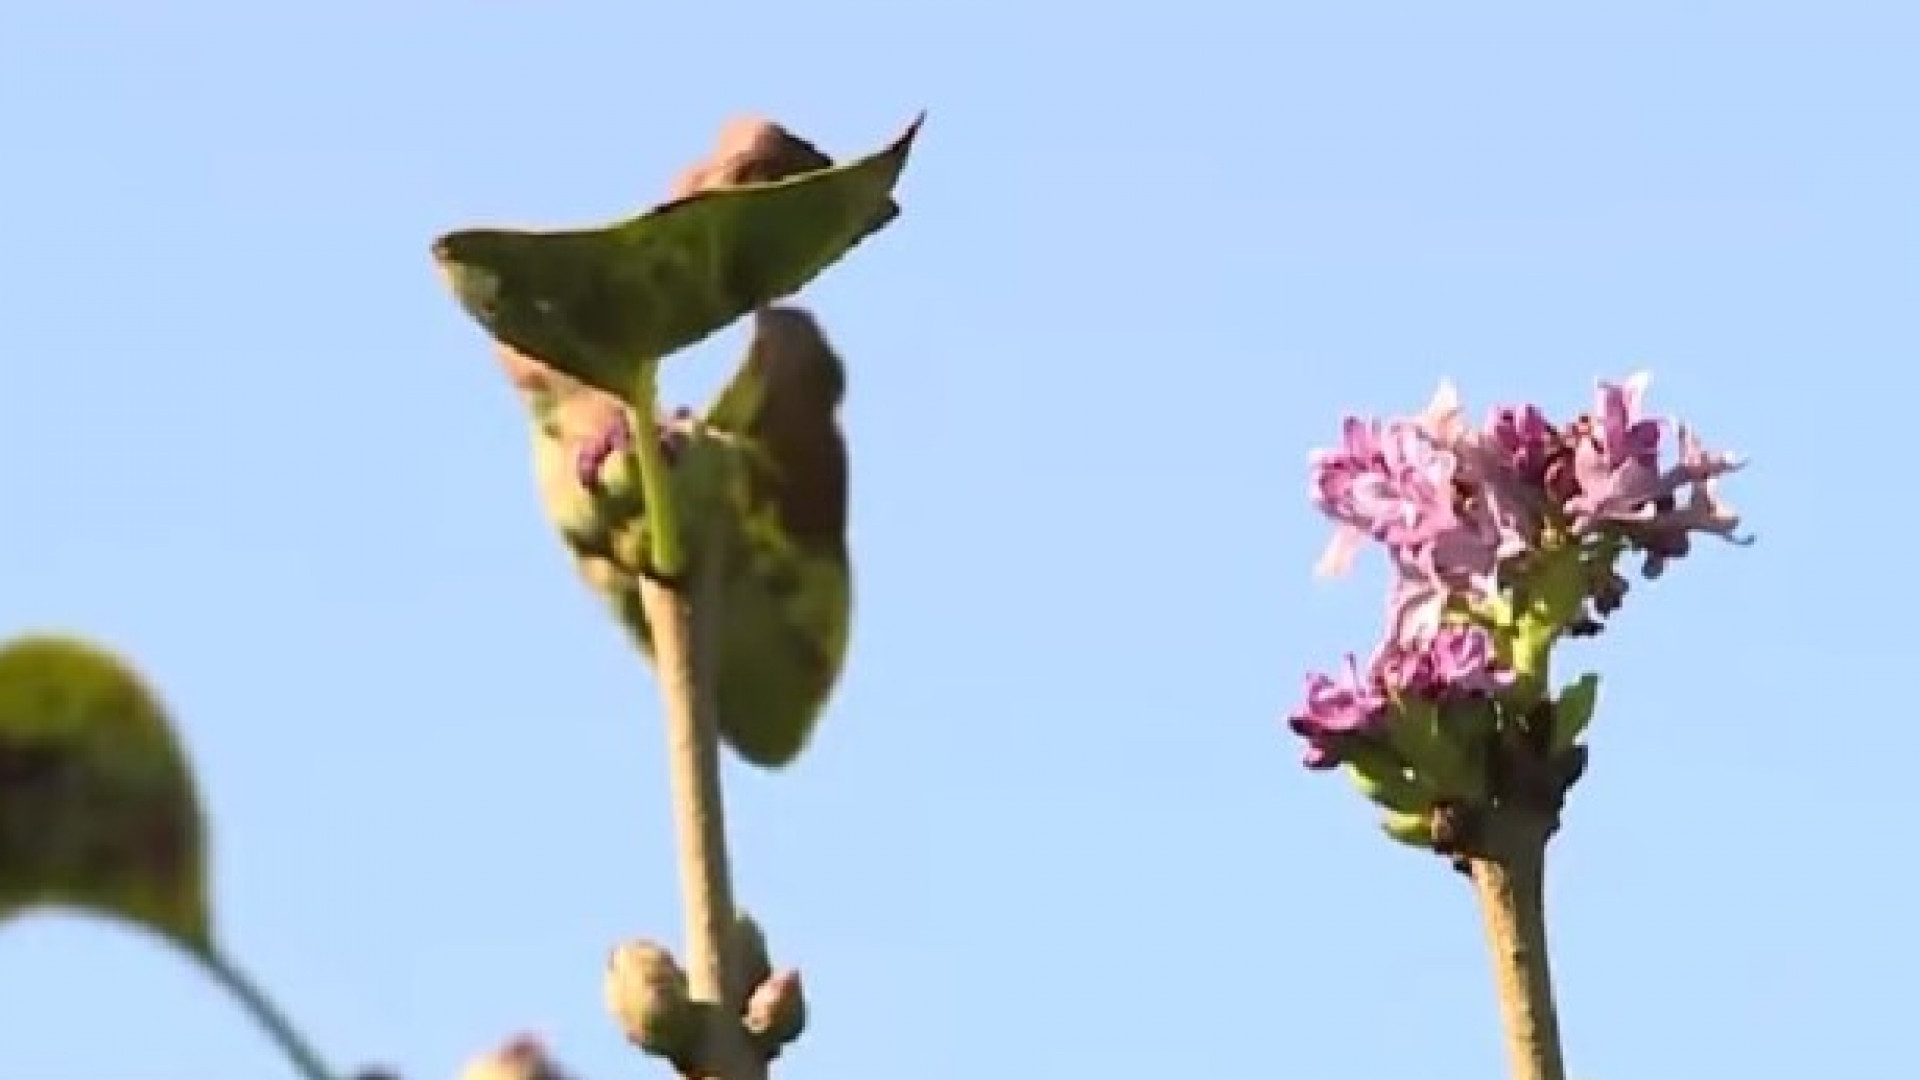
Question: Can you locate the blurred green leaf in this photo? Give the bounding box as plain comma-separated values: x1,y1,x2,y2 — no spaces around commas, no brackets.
0,635,210,950
694,306,853,767
433,114,921,399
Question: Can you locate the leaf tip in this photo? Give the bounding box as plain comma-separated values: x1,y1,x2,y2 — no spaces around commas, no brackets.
893,111,928,158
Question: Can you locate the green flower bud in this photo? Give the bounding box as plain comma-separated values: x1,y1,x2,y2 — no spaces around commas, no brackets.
1380,809,1434,849
606,519,653,578
591,446,647,522
550,480,612,553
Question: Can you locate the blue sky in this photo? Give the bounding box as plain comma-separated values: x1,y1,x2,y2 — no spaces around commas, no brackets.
2,3,1915,1078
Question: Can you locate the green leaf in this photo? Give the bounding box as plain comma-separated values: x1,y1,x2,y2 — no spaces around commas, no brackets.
433,114,922,400
1551,672,1601,753
0,635,210,951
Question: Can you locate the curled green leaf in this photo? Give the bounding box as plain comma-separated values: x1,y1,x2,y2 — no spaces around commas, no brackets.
0,635,210,951
433,115,922,399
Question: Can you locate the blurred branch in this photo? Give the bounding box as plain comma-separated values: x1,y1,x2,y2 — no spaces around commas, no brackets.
193,944,339,1080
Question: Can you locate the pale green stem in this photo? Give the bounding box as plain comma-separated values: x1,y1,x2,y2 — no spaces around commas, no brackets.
190,944,338,1080
1467,815,1567,1080
638,566,765,1080
629,366,686,579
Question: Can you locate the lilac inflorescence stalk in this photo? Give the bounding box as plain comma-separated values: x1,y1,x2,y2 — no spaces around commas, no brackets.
1286,372,1746,811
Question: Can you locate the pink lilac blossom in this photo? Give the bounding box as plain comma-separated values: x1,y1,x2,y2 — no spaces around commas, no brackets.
1484,403,1556,482
1286,655,1388,769
1286,371,1744,764
1310,415,1462,575
1558,377,1745,577
1313,384,1529,637
1377,624,1514,701
1288,625,1514,768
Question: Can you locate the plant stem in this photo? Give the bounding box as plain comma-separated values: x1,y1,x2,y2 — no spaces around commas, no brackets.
1466,814,1566,1080
191,944,338,1080
629,368,686,579
638,565,765,1080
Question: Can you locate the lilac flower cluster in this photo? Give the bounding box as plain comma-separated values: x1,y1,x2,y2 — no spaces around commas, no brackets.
1287,373,1744,773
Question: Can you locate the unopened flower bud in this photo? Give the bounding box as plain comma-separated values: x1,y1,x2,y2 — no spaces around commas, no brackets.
549,472,613,554
604,940,698,1061
575,412,634,490
459,1035,571,1080
743,969,808,1055
671,119,834,198
591,445,644,510
607,519,653,578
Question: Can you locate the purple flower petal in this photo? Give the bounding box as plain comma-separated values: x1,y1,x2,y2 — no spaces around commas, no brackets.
1286,655,1389,742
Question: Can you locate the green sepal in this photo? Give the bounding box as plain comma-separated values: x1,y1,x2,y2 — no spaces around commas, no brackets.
1386,694,1490,802
1551,672,1601,754
1341,740,1433,815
